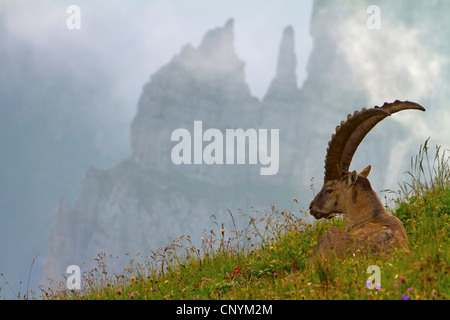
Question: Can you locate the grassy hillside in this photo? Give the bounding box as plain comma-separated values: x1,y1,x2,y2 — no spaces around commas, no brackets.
42,141,449,300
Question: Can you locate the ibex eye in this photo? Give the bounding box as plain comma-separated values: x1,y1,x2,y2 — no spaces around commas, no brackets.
326,189,333,194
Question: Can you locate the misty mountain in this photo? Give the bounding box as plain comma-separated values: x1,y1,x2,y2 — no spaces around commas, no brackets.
4,0,444,288
41,1,449,286
41,18,290,283
0,11,134,297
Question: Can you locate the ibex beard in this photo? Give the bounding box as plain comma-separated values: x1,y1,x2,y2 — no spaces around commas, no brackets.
308,100,425,260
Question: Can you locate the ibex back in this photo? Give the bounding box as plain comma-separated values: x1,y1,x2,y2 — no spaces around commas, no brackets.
309,100,425,259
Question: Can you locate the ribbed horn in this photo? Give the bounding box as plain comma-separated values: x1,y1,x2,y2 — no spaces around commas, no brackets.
340,100,425,173
379,99,425,114
324,107,391,181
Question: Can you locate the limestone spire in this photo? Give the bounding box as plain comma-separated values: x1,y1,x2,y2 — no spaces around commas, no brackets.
264,25,299,102
275,25,297,86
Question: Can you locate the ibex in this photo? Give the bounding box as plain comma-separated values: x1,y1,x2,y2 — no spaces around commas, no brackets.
309,100,425,259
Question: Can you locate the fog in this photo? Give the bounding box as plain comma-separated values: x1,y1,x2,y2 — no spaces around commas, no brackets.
328,3,450,186
0,0,313,298
1,1,449,300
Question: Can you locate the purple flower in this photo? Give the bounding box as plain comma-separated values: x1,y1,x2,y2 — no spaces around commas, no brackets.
365,281,381,290
402,294,411,300
407,288,413,293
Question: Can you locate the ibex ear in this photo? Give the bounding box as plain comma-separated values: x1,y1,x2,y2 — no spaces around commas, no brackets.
359,165,372,178
347,170,358,187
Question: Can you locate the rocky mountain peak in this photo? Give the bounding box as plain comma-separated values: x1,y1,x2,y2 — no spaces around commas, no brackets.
129,18,258,176
264,25,300,102
170,18,244,84
198,18,235,58
275,26,297,84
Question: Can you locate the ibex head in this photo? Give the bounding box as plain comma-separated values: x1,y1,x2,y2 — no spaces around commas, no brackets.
309,100,425,220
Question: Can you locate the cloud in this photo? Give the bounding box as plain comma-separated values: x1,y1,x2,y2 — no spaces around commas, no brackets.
320,5,450,190
333,9,449,150
336,16,442,107
1,0,313,100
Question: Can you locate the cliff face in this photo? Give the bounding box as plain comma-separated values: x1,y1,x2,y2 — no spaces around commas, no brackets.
43,1,449,284
43,19,292,283
130,19,260,184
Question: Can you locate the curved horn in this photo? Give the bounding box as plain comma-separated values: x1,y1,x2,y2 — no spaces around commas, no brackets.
324,107,391,181
340,100,425,173
379,99,425,114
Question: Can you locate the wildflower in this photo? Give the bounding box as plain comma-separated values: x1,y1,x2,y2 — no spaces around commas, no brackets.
415,295,421,300
231,265,241,276
129,292,135,299
130,276,136,282
365,281,381,290
221,229,225,235
402,294,410,300
400,276,405,283
205,278,211,282
116,289,122,295
257,254,261,259
407,287,413,293
164,280,169,284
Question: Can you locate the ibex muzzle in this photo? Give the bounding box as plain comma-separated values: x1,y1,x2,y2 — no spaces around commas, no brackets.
309,166,372,220
309,100,425,258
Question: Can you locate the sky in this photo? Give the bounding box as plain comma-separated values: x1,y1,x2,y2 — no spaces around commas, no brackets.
2,0,313,101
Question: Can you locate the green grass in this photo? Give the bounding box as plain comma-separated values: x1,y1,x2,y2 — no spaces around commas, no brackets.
41,140,449,300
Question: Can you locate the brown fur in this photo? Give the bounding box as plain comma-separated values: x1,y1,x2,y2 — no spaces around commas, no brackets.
309,168,409,259
309,102,425,260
